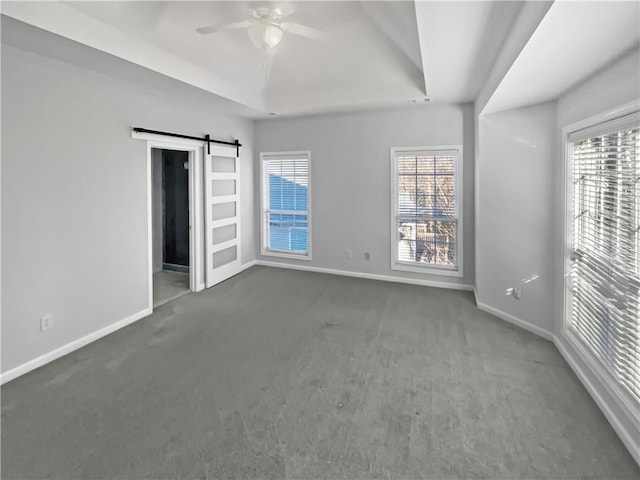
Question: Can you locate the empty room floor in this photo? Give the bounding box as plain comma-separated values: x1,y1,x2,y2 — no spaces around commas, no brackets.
153,269,189,307
2,266,638,479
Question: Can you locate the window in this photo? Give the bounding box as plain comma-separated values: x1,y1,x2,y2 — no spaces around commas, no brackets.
566,112,639,402
261,151,311,259
390,146,462,275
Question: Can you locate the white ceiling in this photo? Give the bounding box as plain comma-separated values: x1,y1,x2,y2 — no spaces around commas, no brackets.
1,1,637,117
0,13,260,118
483,1,640,114
0,0,521,116
415,1,522,103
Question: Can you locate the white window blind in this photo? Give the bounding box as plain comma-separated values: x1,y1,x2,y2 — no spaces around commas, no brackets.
568,114,640,402
391,147,461,274
261,152,310,257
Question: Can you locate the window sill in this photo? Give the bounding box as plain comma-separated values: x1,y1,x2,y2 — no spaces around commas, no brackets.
391,262,463,277
261,249,312,262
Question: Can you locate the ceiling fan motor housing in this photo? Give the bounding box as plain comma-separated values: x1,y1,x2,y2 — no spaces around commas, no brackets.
247,7,286,49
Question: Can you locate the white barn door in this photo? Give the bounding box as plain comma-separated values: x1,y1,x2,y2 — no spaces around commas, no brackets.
204,145,242,288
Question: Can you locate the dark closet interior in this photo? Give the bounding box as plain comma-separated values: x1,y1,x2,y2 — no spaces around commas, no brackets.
163,150,189,270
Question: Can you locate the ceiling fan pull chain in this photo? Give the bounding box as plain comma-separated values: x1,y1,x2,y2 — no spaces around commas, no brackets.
264,53,268,91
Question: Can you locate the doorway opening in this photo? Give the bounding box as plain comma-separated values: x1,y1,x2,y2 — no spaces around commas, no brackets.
134,128,239,311
152,148,190,307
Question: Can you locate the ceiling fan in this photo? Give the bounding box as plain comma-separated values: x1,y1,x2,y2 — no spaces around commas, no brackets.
196,4,324,49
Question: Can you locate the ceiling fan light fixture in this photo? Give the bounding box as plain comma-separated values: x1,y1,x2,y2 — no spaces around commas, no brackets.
248,22,283,49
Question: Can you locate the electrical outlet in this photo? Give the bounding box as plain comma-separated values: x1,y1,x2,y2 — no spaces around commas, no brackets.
513,288,523,300
345,249,352,259
40,314,53,332
364,252,370,261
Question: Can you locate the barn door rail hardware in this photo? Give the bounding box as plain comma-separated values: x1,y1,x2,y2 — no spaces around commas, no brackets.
132,127,241,156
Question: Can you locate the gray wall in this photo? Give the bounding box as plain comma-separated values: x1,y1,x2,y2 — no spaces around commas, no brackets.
254,104,475,287
1,41,255,373
557,47,640,133
474,46,639,337
476,101,557,334
472,0,552,295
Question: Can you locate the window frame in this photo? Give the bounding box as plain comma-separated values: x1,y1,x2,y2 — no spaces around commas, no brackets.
260,150,312,261
390,145,463,276
562,104,640,412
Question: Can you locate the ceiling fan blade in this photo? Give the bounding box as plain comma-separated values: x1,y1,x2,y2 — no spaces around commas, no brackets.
273,3,297,18
196,20,252,35
281,22,325,41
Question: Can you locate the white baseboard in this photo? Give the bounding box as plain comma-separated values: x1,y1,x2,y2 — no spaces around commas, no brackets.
253,260,552,343
0,307,152,385
554,334,640,466
241,260,257,271
476,301,554,341
254,260,474,291
254,262,553,343
474,301,639,465
1,260,262,383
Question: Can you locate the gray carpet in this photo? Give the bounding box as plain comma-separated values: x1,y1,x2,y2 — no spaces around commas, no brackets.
2,266,638,479
153,270,190,308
